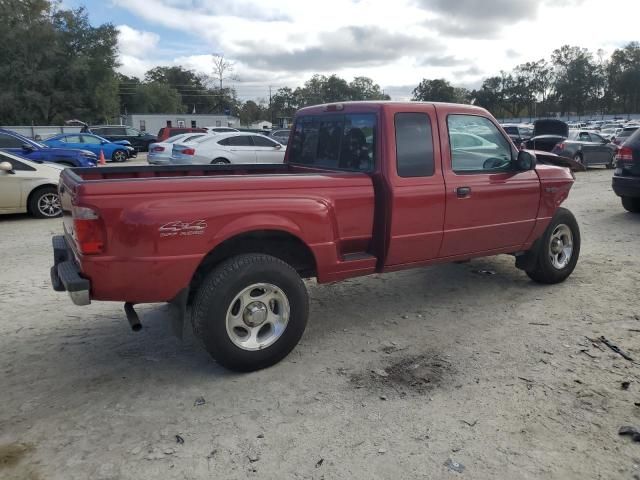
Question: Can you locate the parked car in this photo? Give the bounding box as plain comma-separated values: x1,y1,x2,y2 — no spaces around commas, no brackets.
270,129,291,145
0,150,64,218
600,128,622,141
612,127,640,213
156,127,207,142
612,126,640,146
171,132,285,165
0,128,97,167
50,101,580,372
203,127,239,134
502,124,533,146
148,133,209,165
523,119,569,152
43,133,135,162
86,125,156,152
551,130,618,169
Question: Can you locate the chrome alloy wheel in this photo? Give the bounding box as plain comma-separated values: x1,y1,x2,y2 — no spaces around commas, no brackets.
38,193,61,217
548,224,573,270
225,283,290,351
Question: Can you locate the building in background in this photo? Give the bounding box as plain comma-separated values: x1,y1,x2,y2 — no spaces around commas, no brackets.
124,114,240,135
250,120,272,130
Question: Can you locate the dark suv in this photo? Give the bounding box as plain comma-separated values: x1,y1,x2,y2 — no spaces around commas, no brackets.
613,128,640,213
88,126,156,152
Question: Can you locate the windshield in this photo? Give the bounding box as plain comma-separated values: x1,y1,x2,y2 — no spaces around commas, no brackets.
288,113,376,172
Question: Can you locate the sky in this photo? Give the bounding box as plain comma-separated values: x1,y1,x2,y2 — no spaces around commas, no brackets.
63,0,639,101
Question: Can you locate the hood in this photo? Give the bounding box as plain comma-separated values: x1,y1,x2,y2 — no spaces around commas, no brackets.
533,119,569,138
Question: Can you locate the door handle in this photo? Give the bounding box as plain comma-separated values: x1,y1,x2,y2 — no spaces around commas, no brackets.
456,186,471,198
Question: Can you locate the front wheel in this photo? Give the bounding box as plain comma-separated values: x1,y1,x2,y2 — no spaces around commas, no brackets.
622,197,640,213
191,254,309,372
525,207,580,284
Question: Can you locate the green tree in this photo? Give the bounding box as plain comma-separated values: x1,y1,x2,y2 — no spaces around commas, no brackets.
412,79,457,102
124,83,184,114
0,0,119,124
608,42,640,114
551,45,598,116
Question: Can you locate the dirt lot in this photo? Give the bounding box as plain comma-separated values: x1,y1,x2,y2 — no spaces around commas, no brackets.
1,168,639,479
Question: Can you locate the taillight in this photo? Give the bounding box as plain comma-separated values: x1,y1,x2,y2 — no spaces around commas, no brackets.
617,146,634,163
556,142,565,151
152,146,165,152
72,206,105,254
181,148,195,155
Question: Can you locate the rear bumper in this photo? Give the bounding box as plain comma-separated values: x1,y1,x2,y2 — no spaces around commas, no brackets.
50,235,91,306
612,174,640,198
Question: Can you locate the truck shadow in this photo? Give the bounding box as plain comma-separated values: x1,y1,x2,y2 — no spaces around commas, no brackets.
3,254,563,387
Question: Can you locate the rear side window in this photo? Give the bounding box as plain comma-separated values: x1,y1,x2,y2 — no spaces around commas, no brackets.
224,136,254,147
289,113,376,172
395,113,434,177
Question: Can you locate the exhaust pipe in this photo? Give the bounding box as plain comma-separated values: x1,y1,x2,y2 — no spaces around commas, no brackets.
124,302,142,332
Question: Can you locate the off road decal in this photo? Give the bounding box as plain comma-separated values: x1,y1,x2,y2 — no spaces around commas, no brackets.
159,220,207,237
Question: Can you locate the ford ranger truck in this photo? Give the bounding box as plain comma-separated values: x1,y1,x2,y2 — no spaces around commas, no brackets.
50,102,580,372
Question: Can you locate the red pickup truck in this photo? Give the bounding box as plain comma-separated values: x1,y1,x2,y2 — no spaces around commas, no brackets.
50,102,580,371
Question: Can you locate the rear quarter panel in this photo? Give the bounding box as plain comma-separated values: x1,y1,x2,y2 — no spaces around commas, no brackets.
69,173,375,302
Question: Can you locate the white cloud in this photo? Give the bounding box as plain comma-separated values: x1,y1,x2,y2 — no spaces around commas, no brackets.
110,0,640,99
117,25,160,57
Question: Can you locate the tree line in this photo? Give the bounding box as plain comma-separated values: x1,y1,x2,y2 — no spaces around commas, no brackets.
1,0,639,126
414,43,640,119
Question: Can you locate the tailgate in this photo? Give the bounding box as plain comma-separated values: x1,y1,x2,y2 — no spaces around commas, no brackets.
58,169,79,242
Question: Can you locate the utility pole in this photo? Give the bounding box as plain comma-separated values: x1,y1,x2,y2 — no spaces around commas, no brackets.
269,86,274,127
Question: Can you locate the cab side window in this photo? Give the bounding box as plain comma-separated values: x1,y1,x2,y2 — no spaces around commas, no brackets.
395,113,434,177
447,115,513,172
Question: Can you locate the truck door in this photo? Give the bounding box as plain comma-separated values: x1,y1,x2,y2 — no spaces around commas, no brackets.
384,107,446,265
439,113,540,257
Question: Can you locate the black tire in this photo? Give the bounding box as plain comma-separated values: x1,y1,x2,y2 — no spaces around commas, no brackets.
112,149,127,162
28,186,62,219
606,152,615,169
191,254,309,372
525,207,580,284
211,158,230,165
573,153,585,169
622,197,640,213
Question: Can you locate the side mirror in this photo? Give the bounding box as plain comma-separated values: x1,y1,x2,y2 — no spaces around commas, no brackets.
515,150,537,171
22,143,34,152
274,144,282,150
604,139,611,144
101,140,107,144
0,161,15,174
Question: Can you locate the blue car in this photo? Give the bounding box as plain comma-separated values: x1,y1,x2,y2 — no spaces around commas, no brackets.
0,128,97,167
44,133,136,163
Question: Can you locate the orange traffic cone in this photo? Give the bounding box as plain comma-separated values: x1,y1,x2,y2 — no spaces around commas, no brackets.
99,149,106,165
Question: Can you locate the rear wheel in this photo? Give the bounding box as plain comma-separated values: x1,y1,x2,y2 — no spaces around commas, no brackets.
191,254,309,372
29,186,62,219
606,152,616,169
525,207,580,284
573,153,585,169
112,149,127,162
211,158,230,165
622,197,640,213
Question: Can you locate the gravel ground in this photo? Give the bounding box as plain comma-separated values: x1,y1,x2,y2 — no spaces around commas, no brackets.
1,167,639,480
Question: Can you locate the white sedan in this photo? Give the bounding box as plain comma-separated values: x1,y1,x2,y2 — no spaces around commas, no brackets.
148,133,209,165
0,151,64,218
171,132,285,165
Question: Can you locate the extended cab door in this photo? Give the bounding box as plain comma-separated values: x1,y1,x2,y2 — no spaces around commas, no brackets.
438,112,540,257
383,106,446,265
